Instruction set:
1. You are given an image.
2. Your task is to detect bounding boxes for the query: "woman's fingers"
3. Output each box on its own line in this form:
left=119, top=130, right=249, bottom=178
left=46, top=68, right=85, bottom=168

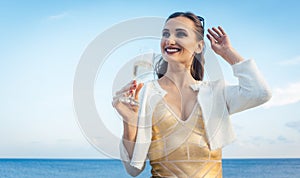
left=115, top=80, right=137, bottom=96
left=112, top=95, right=121, bottom=107
left=207, top=28, right=219, bottom=41
left=115, top=89, right=133, bottom=99
left=207, top=26, right=226, bottom=42
left=113, top=92, right=127, bottom=101
left=206, top=33, right=216, bottom=45
left=134, top=83, right=144, bottom=100
left=112, top=81, right=143, bottom=108
left=212, top=27, right=223, bottom=37
left=112, top=94, right=137, bottom=108
left=218, top=26, right=226, bottom=35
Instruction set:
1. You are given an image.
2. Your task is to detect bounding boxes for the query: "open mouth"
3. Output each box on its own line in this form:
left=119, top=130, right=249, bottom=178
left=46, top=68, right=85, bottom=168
left=165, top=47, right=181, bottom=54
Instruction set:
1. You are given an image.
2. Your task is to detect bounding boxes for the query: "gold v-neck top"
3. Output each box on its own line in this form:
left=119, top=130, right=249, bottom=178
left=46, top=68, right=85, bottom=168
left=148, top=100, right=222, bottom=178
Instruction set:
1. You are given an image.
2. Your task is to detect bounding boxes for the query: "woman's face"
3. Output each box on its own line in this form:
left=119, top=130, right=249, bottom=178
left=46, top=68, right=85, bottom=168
left=160, top=16, right=203, bottom=66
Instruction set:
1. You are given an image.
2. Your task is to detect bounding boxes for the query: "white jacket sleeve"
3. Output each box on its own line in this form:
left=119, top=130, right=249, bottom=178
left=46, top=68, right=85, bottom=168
left=119, top=140, right=146, bottom=177
left=118, top=84, right=150, bottom=177
left=224, top=59, right=272, bottom=114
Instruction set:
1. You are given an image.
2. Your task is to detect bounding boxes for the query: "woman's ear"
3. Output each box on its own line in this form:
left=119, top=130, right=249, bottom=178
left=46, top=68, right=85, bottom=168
left=195, top=40, right=204, bottom=54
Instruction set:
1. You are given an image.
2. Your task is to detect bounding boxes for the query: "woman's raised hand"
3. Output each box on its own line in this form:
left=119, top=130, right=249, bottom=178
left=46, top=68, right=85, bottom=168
left=207, top=26, right=231, bottom=56
left=112, top=80, right=144, bottom=126
left=206, top=26, right=243, bottom=65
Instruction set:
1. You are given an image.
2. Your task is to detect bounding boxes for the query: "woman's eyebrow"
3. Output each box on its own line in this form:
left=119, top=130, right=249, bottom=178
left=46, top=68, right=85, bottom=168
left=175, top=28, right=188, bottom=32
left=162, top=28, right=188, bottom=32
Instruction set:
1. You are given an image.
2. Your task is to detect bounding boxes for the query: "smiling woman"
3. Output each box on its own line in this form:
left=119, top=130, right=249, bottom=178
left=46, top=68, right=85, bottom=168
left=156, top=12, right=205, bottom=81
left=112, top=11, right=272, bottom=177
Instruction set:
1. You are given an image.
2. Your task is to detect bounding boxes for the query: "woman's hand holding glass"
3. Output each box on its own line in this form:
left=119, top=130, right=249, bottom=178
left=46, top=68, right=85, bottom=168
left=112, top=80, right=144, bottom=140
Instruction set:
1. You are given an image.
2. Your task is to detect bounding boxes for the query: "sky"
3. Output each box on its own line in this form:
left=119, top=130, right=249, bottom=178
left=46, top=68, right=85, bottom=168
left=0, top=0, right=300, bottom=159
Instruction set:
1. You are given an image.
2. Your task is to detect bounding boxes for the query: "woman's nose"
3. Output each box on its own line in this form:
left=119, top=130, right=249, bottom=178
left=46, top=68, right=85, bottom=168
left=165, top=37, right=176, bottom=45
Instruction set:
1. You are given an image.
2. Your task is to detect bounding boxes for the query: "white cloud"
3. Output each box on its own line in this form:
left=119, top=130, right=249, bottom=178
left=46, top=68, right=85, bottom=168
left=286, top=121, right=300, bottom=133
left=278, top=55, right=300, bottom=66
left=48, top=12, right=68, bottom=20
left=263, top=82, right=300, bottom=108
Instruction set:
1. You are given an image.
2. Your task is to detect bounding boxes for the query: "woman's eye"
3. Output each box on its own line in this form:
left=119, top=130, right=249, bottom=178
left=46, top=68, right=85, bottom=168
left=176, top=32, right=187, bottom=37
left=162, top=32, right=170, bottom=38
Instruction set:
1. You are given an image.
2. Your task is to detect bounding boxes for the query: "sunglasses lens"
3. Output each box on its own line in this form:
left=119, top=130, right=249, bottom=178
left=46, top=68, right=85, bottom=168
left=197, top=16, right=205, bottom=29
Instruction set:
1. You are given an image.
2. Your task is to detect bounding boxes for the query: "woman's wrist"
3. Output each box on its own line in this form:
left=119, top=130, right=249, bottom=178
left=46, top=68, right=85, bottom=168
left=123, top=131, right=137, bottom=142
left=123, top=121, right=138, bottom=141
left=221, top=47, right=244, bottom=65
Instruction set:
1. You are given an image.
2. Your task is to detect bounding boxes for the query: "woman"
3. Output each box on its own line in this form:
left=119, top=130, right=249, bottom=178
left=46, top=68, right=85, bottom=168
left=112, top=12, right=272, bottom=177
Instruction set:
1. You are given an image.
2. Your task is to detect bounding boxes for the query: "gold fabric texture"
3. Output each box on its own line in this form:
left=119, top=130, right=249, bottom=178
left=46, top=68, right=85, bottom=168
left=148, top=101, right=222, bottom=178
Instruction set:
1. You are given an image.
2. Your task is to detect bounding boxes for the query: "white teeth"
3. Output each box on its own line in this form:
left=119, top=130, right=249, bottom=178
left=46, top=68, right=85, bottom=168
left=166, top=48, right=179, bottom=52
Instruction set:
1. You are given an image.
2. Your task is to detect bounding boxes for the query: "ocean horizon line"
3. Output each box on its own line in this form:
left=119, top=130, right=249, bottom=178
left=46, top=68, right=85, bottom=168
left=0, top=157, right=299, bottom=160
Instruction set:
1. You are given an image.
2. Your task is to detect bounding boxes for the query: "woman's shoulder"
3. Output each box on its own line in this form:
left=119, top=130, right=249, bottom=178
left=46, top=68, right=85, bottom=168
left=190, top=79, right=226, bottom=91
left=140, top=79, right=167, bottom=95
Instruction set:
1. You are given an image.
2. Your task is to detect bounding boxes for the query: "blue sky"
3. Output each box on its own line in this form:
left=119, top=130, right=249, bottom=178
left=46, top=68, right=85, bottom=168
left=0, top=0, right=300, bottom=158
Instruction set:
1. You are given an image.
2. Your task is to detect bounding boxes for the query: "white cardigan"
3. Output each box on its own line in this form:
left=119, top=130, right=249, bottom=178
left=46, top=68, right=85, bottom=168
left=119, top=59, right=272, bottom=176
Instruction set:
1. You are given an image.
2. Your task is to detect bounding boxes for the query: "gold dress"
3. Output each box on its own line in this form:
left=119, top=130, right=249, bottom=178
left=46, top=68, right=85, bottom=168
left=148, top=100, right=222, bottom=178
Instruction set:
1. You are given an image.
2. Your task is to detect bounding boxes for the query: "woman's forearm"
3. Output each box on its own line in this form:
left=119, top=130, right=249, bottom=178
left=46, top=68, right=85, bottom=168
left=122, top=120, right=138, bottom=159
left=221, top=47, right=244, bottom=65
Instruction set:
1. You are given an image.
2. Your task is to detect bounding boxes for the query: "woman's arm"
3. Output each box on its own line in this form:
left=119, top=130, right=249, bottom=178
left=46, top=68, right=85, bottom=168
left=224, top=59, right=272, bottom=114
left=120, top=139, right=146, bottom=177
left=112, top=80, right=145, bottom=176
left=207, top=26, right=272, bottom=114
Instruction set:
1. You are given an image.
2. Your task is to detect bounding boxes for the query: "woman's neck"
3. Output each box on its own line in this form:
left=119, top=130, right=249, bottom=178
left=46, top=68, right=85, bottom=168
left=162, top=61, right=196, bottom=89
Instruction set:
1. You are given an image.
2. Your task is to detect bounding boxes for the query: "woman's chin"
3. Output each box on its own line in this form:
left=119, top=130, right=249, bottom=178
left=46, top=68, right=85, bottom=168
left=163, top=54, right=178, bottom=62
left=165, top=57, right=177, bottom=63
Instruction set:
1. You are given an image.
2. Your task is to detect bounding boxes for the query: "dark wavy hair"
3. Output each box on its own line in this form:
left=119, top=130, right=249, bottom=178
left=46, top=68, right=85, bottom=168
left=155, top=12, right=205, bottom=81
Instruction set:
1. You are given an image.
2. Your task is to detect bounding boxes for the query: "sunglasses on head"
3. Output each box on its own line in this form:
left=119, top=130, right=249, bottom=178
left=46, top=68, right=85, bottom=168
left=197, top=16, right=205, bottom=30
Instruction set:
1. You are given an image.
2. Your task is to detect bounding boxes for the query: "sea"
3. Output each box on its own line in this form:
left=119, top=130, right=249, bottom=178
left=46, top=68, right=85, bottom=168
left=0, top=158, right=299, bottom=178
